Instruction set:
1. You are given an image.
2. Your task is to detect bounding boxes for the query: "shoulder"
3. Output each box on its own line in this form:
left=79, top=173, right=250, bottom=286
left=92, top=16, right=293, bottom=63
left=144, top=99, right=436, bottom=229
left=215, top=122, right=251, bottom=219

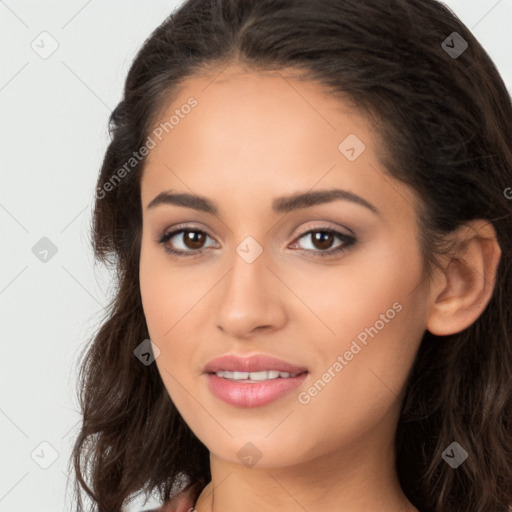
left=138, top=480, right=204, bottom=512
left=138, top=490, right=197, bottom=512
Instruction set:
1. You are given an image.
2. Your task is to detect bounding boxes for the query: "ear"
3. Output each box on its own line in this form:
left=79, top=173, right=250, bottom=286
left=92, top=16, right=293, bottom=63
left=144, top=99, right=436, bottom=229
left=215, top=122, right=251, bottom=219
left=426, top=219, right=502, bottom=336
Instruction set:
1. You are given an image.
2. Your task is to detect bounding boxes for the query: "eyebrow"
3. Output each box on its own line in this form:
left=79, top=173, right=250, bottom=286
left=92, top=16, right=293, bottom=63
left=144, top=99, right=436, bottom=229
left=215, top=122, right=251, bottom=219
left=146, top=188, right=379, bottom=216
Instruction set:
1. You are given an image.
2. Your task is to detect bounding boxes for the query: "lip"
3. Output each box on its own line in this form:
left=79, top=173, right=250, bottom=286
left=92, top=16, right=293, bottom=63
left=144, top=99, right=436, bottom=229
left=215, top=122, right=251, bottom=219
left=203, top=354, right=308, bottom=374
left=206, top=373, right=308, bottom=408
left=203, top=354, right=309, bottom=408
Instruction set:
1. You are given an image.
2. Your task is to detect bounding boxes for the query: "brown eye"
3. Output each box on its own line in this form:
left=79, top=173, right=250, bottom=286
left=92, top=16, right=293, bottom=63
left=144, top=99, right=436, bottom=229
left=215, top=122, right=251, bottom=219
left=157, top=228, right=218, bottom=256
left=310, top=231, right=335, bottom=250
left=291, top=228, right=356, bottom=257
left=182, top=230, right=207, bottom=250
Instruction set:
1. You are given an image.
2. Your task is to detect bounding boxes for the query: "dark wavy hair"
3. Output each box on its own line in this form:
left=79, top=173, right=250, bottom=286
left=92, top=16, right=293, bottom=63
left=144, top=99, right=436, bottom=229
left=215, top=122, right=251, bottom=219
left=70, top=0, right=512, bottom=511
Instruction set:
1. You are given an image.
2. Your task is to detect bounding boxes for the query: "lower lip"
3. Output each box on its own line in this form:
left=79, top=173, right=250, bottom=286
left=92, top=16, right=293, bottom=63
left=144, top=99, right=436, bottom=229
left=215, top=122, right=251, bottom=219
left=205, top=372, right=308, bottom=408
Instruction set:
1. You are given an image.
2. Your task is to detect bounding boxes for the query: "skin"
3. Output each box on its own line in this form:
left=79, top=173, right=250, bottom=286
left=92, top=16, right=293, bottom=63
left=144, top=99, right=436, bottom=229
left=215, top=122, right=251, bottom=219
left=138, top=64, right=501, bottom=512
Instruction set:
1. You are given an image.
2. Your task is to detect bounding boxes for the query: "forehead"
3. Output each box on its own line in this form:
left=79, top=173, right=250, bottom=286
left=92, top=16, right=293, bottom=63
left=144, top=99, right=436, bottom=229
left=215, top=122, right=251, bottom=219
left=140, top=65, right=417, bottom=224
left=144, top=65, right=371, bottom=167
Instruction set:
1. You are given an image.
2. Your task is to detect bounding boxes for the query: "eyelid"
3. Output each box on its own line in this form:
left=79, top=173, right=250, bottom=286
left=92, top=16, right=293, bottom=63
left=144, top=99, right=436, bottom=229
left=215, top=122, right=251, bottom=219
left=159, top=222, right=216, bottom=240
left=157, top=222, right=219, bottom=247
left=288, top=220, right=355, bottom=240
left=160, top=220, right=354, bottom=241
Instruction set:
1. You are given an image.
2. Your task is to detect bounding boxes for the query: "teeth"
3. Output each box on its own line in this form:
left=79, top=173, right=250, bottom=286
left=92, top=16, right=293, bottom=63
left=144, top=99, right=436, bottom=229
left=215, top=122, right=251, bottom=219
left=215, top=370, right=299, bottom=381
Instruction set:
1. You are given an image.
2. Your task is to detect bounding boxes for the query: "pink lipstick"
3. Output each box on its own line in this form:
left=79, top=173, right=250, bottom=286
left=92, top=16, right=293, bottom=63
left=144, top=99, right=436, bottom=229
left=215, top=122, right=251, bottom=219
left=204, top=354, right=308, bottom=408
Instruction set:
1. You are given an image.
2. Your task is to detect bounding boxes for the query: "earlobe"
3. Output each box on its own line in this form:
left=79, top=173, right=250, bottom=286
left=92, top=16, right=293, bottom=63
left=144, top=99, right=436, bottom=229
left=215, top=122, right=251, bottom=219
left=426, top=220, right=502, bottom=336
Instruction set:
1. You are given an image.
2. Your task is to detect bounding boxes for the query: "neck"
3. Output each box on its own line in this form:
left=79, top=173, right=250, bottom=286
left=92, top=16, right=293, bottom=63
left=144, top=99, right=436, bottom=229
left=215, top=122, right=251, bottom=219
left=194, top=419, right=418, bottom=512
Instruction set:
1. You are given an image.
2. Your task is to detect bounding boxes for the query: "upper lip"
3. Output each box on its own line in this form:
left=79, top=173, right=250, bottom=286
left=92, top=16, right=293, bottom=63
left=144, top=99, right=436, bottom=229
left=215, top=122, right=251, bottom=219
left=203, top=354, right=308, bottom=374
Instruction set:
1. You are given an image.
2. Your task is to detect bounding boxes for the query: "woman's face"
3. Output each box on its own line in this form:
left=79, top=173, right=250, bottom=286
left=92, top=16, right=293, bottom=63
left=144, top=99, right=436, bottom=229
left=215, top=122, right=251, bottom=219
left=139, top=65, right=432, bottom=468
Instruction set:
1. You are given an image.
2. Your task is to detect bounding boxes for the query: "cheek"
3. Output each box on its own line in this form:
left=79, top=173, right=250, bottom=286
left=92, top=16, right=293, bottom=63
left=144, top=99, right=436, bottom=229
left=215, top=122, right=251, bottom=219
left=139, top=241, right=208, bottom=391
left=139, top=255, right=169, bottom=340
left=322, top=231, right=424, bottom=336
left=139, top=245, right=187, bottom=391
left=139, top=237, right=191, bottom=339
left=139, top=258, right=195, bottom=410
left=311, top=232, right=426, bottom=401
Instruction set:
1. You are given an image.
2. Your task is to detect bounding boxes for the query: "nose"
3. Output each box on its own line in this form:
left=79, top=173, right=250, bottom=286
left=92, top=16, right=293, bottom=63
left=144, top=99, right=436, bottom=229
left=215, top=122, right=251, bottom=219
left=215, top=246, right=287, bottom=339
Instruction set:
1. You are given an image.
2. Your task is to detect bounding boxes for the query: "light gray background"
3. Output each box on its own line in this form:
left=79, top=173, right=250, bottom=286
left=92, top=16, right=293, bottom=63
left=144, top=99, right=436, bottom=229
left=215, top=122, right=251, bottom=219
left=1, top=1, right=511, bottom=511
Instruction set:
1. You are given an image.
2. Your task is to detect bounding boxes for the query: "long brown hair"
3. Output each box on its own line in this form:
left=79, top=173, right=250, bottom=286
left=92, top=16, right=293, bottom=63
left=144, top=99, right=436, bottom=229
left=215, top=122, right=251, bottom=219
left=71, top=1, right=512, bottom=510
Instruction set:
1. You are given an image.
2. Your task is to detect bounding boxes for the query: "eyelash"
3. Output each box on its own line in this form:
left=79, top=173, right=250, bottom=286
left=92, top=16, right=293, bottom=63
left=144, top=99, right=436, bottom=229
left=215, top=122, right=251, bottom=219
left=155, top=225, right=356, bottom=259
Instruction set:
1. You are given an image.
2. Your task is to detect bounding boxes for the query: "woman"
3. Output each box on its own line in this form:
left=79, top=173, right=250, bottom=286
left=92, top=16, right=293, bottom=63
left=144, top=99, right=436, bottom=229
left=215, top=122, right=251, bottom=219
left=71, top=1, right=512, bottom=511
